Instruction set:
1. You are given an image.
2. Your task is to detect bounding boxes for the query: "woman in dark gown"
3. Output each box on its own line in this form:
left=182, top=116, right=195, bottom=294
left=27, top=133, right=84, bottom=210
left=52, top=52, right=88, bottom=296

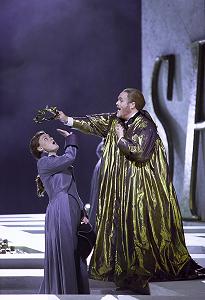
left=30, top=128, right=90, bottom=294
left=89, top=139, right=104, bottom=230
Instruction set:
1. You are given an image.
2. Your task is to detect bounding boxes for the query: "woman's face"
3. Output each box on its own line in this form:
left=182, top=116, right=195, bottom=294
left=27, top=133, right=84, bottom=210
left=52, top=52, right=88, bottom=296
left=37, top=133, right=59, bottom=153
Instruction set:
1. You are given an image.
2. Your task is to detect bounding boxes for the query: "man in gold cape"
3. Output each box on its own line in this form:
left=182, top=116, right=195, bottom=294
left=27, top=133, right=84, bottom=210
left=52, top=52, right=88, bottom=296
left=57, top=88, right=205, bottom=293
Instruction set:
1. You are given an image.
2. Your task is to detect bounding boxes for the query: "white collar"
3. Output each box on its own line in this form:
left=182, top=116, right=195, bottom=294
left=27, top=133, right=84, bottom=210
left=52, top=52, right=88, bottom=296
left=48, top=153, right=58, bottom=157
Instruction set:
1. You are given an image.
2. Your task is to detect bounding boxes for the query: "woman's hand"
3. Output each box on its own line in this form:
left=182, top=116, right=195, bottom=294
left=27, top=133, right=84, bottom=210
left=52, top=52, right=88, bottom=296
left=81, top=216, right=89, bottom=224
left=115, top=123, right=124, bottom=139
left=56, top=128, right=72, bottom=137
left=56, top=111, right=69, bottom=123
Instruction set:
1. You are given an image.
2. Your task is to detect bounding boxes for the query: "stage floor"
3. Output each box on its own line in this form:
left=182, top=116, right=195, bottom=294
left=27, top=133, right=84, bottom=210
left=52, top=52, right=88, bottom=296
left=0, top=214, right=205, bottom=299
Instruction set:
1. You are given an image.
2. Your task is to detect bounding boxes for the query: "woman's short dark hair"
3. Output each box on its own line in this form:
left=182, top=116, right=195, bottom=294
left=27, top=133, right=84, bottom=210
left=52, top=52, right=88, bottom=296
left=29, top=131, right=45, bottom=159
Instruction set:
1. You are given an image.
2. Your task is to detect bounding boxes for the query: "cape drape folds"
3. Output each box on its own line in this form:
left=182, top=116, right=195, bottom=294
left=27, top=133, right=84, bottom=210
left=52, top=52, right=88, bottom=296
left=73, top=111, right=191, bottom=289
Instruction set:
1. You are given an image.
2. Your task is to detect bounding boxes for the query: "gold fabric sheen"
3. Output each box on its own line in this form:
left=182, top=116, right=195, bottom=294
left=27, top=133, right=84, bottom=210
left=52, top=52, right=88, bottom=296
left=73, top=112, right=191, bottom=289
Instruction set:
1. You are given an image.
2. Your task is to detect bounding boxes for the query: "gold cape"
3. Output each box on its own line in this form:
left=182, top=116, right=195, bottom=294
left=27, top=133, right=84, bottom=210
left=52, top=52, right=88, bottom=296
left=73, top=111, right=191, bottom=289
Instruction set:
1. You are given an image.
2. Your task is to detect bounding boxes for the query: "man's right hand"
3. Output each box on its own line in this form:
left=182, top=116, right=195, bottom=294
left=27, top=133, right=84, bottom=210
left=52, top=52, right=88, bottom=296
left=56, top=111, right=68, bottom=123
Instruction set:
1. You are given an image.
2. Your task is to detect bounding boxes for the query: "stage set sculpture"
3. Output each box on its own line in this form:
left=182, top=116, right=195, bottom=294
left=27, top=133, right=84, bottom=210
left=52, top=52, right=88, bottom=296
left=150, top=39, right=205, bottom=220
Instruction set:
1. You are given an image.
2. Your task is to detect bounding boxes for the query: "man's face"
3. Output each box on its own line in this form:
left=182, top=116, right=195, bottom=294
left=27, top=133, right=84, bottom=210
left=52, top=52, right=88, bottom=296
left=38, top=133, right=59, bottom=153
left=116, top=91, right=133, bottom=120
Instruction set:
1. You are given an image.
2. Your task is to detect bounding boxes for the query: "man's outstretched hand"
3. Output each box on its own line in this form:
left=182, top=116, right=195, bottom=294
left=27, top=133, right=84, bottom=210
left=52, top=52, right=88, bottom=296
left=56, top=111, right=69, bottom=123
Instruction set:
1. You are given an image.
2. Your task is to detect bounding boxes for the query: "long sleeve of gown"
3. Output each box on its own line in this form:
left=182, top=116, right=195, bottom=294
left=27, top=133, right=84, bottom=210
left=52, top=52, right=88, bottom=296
left=118, top=122, right=158, bottom=163
left=37, top=134, right=78, bottom=175
left=72, top=113, right=115, bottom=138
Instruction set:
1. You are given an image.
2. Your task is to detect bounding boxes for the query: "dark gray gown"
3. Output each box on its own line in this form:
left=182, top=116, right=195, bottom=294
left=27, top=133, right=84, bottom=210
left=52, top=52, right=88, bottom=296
left=89, top=140, right=104, bottom=230
left=37, top=134, right=90, bottom=294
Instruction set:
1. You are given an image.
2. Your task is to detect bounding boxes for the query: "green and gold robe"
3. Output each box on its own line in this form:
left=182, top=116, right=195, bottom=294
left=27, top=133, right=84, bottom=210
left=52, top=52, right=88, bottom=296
left=72, top=110, right=192, bottom=289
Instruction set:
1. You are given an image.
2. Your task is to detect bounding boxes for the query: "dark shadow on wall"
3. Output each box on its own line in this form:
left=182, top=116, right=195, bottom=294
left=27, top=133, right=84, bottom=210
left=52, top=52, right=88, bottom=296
left=0, top=0, right=141, bottom=214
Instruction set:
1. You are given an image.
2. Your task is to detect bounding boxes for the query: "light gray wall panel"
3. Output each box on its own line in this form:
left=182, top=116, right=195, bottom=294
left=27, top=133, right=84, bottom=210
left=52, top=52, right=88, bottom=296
left=142, top=0, right=205, bottom=219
